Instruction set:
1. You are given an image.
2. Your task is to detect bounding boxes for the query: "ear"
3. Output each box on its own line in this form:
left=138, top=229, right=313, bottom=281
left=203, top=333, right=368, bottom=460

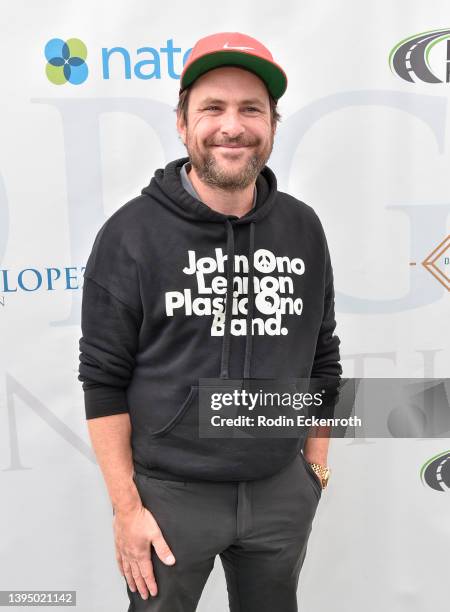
left=176, top=110, right=187, bottom=146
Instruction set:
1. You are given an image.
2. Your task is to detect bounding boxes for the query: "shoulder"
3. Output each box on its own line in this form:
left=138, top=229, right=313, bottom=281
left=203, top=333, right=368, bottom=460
left=89, top=194, right=150, bottom=255
left=96, top=193, right=150, bottom=234
left=84, top=194, right=150, bottom=283
left=275, top=189, right=326, bottom=235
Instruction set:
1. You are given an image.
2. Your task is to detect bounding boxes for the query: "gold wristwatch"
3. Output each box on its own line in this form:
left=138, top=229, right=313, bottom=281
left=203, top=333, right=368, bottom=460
left=309, top=462, right=331, bottom=489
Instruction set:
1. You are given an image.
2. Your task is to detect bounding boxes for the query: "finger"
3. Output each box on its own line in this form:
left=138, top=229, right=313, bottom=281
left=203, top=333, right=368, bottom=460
left=139, top=556, right=158, bottom=597
left=152, top=531, right=176, bottom=565
left=122, top=558, right=137, bottom=593
left=130, top=559, right=149, bottom=600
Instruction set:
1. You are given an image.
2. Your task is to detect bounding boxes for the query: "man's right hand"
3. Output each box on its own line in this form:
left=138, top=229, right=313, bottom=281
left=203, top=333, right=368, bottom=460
left=113, top=504, right=176, bottom=600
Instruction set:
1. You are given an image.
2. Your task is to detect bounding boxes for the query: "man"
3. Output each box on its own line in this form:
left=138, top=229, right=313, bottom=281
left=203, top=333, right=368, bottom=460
left=78, top=31, right=342, bottom=612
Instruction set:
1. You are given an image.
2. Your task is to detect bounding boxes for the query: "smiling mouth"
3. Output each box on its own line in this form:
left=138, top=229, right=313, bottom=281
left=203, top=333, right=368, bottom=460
left=213, top=144, right=250, bottom=149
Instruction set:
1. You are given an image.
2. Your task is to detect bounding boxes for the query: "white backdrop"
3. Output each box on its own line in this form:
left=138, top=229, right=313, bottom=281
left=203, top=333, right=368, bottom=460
left=1, top=1, right=449, bottom=610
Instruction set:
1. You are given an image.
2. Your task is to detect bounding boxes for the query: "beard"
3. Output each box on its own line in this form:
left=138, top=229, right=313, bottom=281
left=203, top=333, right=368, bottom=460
left=185, top=133, right=274, bottom=192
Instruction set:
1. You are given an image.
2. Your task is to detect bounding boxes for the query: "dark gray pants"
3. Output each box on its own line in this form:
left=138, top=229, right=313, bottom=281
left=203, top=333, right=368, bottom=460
left=126, top=452, right=322, bottom=611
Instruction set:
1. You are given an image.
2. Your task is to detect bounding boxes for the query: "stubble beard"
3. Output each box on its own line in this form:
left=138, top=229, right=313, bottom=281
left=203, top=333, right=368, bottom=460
left=186, top=133, right=274, bottom=192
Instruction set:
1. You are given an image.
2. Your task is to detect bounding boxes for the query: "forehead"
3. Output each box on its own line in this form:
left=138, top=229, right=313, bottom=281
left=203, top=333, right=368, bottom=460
left=189, top=66, right=270, bottom=104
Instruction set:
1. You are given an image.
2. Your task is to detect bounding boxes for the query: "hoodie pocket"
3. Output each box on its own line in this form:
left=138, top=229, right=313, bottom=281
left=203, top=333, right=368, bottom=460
left=150, top=386, right=199, bottom=438
left=144, top=382, right=306, bottom=481
left=146, top=384, right=232, bottom=480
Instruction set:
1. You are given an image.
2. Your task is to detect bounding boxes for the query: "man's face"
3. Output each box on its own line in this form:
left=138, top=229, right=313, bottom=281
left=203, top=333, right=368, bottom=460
left=176, top=66, right=276, bottom=191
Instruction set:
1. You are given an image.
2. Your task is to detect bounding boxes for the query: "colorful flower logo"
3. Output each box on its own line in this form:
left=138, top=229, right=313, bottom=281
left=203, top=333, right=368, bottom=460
left=45, top=38, right=88, bottom=85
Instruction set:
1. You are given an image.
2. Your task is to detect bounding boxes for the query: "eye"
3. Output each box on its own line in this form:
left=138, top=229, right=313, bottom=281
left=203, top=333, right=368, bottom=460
left=245, top=107, right=259, bottom=112
left=204, top=105, right=220, bottom=111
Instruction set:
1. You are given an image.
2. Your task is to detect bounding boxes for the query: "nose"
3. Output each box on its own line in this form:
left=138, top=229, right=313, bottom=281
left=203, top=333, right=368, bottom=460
left=219, top=108, right=245, bottom=140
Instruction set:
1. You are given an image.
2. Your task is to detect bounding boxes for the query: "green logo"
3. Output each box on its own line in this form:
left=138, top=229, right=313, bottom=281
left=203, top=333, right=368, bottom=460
left=45, top=38, right=88, bottom=85
left=389, top=28, right=450, bottom=83
left=420, top=450, right=450, bottom=491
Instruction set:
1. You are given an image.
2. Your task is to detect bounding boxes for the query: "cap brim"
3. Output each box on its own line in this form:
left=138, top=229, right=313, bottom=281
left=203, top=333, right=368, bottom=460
left=180, top=50, right=287, bottom=100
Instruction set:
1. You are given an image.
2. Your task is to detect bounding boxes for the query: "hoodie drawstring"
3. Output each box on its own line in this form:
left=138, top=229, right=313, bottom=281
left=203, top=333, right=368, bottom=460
left=219, top=219, right=256, bottom=380
left=244, top=222, right=255, bottom=379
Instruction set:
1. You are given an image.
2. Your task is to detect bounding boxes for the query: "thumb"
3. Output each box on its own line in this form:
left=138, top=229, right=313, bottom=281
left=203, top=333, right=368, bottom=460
left=152, top=531, right=176, bottom=565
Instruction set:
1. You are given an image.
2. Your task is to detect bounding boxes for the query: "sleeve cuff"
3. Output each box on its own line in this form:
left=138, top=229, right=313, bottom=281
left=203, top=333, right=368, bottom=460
left=83, top=385, right=129, bottom=419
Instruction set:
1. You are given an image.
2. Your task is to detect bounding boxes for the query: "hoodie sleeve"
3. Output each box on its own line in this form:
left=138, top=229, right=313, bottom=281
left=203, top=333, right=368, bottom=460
left=78, top=220, right=143, bottom=420
left=310, top=213, right=342, bottom=380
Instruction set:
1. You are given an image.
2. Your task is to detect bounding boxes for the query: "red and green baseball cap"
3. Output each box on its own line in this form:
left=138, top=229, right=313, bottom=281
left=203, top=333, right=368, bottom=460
left=179, top=32, right=288, bottom=100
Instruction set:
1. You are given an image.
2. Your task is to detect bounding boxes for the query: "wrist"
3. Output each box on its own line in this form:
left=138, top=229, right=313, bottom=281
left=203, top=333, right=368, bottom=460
left=113, top=499, right=142, bottom=516
left=304, top=454, right=327, bottom=466
left=111, top=484, right=142, bottom=516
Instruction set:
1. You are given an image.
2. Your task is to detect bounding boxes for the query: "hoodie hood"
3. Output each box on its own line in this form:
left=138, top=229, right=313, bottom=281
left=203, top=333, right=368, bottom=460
left=141, top=156, right=279, bottom=382
left=143, top=156, right=278, bottom=225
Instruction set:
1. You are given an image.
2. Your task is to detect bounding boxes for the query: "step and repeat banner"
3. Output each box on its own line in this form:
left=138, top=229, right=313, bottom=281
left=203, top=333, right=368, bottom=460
left=1, top=1, right=449, bottom=610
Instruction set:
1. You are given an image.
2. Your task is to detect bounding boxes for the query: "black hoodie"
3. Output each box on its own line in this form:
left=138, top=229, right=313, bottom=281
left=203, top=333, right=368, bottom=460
left=78, top=156, right=342, bottom=482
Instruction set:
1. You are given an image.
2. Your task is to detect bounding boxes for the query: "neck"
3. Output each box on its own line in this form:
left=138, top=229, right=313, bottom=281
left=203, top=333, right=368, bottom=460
left=187, top=164, right=255, bottom=218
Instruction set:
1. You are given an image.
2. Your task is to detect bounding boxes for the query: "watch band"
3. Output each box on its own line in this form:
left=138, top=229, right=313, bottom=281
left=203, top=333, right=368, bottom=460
left=309, top=462, right=331, bottom=488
